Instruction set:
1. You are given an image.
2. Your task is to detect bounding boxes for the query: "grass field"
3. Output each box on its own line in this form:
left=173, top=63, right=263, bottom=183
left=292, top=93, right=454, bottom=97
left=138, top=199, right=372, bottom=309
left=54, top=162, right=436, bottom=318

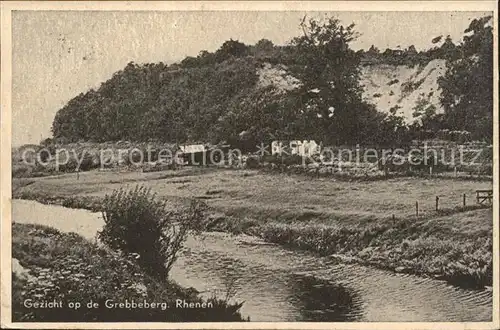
left=13, top=167, right=492, bottom=222
left=12, top=167, right=493, bottom=287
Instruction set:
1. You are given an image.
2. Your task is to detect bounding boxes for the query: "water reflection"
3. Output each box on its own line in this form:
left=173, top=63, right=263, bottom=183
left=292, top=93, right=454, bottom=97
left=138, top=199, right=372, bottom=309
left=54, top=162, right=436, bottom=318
left=287, top=274, right=363, bottom=321
left=172, top=233, right=492, bottom=322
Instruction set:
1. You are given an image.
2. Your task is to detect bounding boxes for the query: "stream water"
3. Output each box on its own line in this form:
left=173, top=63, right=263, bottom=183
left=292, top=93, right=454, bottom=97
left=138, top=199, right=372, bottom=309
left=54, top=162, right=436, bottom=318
left=12, top=199, right=492, bottom=322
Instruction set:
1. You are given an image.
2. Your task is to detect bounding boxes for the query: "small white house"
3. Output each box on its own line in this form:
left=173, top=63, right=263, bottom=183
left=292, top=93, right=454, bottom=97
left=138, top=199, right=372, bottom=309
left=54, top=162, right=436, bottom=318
left=271, top=140, right=321, bottom=157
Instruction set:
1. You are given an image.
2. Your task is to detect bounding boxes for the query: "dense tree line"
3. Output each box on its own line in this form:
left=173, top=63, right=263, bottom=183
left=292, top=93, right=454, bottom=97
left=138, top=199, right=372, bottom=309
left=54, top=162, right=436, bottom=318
left=408, top=16, right=493, bottom=142
left=52, top=58, right=259, bottom=143
left=51, top=15, right=493, bottom=147
left=437, top=16, right=493, bottom=141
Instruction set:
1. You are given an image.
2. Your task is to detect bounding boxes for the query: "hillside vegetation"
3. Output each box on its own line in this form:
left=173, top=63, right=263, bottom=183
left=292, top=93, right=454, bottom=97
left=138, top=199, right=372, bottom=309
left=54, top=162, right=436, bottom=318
left=48, top=16, right=493, bottom=147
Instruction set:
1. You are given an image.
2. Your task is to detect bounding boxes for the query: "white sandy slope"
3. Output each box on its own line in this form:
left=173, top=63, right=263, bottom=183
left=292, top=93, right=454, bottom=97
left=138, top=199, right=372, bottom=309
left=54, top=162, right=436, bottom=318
left=360, top=59, right=446, bottom=122
left=257, top=59, right=447, bottom=123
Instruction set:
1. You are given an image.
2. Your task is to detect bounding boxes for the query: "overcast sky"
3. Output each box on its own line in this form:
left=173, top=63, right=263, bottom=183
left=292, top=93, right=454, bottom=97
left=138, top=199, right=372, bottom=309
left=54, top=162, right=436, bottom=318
left=12, top=10, right=492, bottom=146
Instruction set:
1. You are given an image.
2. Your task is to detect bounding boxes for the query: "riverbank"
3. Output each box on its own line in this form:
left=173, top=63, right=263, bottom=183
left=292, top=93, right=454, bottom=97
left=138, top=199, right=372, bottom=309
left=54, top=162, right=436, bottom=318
left=226, top=210, right=492, bottom=288
left=12, top=222, right=246, bottom=322
left=12, top=168, right=493, bottom=289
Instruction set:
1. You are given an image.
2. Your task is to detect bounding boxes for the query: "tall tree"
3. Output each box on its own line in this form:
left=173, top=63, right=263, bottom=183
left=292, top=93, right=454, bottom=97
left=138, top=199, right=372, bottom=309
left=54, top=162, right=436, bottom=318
left=290, top=16, right=373, bottom=145
left=438, top=15, right=493, bottom=141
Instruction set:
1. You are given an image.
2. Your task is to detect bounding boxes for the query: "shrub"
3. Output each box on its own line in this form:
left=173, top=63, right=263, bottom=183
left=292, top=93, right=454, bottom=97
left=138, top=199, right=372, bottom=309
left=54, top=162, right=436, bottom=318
left=40, top=137, right=54, bottom=147
left=245, top=155, right=260, bottom=169
left=98, top=185, right=203, bottom=278
left=78, top=152, right=97, bottom=171
left=61, top=196, right=103, bottom=212
left=261, top=154, right=280, bottom=164
left=129, top=148, right=145, bottom=165
left=12, top=165, right=31, bottom=178
left=283, top=154, right=306, bottom=166
left=59, top=157, right=78, bottom=172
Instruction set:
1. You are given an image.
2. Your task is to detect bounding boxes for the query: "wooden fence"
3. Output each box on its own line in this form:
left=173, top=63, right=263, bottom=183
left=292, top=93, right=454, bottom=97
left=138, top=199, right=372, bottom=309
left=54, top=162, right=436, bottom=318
left=392, top=189, right=492, bottom=220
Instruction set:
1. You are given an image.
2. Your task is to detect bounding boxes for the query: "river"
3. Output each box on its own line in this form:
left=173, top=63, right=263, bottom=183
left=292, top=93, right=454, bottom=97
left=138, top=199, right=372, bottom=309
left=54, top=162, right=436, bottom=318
left=12, top=199, right=492, bottom=322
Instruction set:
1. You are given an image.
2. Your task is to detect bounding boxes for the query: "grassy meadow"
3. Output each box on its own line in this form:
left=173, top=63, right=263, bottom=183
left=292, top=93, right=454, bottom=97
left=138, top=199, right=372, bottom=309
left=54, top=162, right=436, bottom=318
left=13, top=167, right=491, bottom=220
left=13, top=166, right=493, bottom=288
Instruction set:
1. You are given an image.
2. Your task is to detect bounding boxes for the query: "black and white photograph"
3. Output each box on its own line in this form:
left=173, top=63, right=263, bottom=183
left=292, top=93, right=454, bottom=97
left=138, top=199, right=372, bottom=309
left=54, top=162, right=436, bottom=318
left=1, top=1, right=498, bottom=328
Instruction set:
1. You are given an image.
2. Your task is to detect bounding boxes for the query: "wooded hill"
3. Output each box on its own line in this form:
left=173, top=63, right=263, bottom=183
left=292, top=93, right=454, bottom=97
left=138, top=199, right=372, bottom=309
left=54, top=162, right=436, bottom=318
left=50, top=16, right=493, bottom=148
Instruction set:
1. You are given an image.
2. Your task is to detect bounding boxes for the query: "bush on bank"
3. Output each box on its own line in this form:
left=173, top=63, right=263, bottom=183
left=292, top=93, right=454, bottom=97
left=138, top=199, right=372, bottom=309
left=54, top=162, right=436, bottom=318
left=99, top=186, right=188, bottom=278
left=98, top=185, right=207, bottom=278
left=12, top=223, right=246, bottom=322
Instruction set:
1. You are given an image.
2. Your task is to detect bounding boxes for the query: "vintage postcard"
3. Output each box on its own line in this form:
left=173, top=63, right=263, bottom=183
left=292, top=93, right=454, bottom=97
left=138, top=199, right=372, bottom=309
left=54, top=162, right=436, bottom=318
left=1, top=1, right=498, bottom=329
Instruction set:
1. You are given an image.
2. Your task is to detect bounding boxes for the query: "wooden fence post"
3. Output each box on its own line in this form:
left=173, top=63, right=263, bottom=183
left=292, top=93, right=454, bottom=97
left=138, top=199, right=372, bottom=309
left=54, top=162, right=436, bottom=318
left=416, top=201, right=419, bottom=218
left=463, top=193, right=466, bottom=207
left=392, top=214, right=396, bottom=225
left=435, top=196, right=439, bottom=211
